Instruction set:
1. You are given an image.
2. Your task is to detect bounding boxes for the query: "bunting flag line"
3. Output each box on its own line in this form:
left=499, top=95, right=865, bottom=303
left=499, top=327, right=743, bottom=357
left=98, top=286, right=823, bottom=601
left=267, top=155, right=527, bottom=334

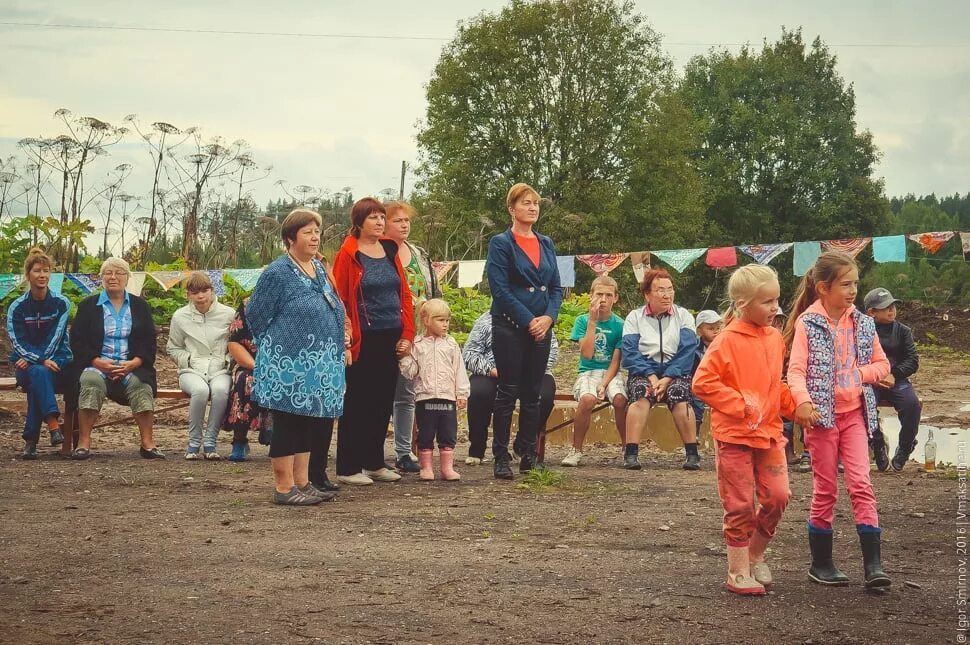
left=737, top=243, right=793, bottom=265
left=457, top=260, right=486, bottom=288
left=909, top=231, right=955, bottom=254
left=962, top=232, right=970, bottom=261
left=575, top=253, right=629, bottom=276
left=872, top=235, right=907, bottom=263
left=127, top=272, right=148, bottom=296
left=47, top=273, right=65, bottom=295
left=431, top=260, right=457, bottom=282
left=556, top=255, right=576, bottom=288
left=208, top=269, right=226, bottom=297
left=150, top=271, right=189, bottom=291
left=651, top=248, right=707, bottom=273
left=224, top=268, right=264, bottom=291
left=629, top=251, right=651, bottom=282
left=0, top=274, right=23, bottom=299
left=793, top=241, right=821, bottom=277
left=821, top=238, right=871, bottom=258
left=66, top=273, right=102, bottom=295
left=705, top=246, right=737, bottom=268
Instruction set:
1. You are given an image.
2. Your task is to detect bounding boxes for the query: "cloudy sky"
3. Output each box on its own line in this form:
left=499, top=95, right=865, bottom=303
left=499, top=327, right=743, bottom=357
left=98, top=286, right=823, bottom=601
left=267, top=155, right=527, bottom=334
left=0, top=0, right=967, bottom=248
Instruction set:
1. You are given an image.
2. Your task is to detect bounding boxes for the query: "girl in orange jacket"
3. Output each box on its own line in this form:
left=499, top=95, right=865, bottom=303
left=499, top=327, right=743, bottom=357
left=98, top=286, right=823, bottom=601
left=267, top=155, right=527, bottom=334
left=693, top=264, right=814, bottom=595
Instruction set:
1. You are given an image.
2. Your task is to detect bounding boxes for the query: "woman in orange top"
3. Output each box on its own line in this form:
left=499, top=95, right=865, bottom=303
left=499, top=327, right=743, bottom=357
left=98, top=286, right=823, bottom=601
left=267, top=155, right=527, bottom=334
left=693, top=264, right=815, bottom=596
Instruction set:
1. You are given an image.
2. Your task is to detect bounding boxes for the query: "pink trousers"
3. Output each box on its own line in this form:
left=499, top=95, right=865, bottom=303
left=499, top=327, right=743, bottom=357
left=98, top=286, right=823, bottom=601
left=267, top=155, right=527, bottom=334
left=805, top=407, right=879, bottom=530
left=715, top=439, right=791, bottom=547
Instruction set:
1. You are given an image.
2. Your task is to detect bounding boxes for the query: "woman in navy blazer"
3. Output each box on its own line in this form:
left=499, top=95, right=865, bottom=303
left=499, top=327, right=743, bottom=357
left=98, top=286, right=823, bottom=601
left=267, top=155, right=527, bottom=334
left=485, top=183, right=563, bottom=479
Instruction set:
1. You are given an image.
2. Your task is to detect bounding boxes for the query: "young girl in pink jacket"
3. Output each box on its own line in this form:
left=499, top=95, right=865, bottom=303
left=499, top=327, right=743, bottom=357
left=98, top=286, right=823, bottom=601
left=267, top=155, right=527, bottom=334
left=399, top=299, right=471, bottom=481
left=784, top=251, right=892, bottom=589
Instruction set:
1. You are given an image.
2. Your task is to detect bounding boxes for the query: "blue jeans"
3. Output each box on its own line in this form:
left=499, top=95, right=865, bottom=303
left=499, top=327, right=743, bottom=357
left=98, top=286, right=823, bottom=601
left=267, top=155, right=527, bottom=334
left=16, top=364, right=62, bottom=442
left=872, top=379, right=921, bottom=456
left=392, top=373, right=416, bottom=459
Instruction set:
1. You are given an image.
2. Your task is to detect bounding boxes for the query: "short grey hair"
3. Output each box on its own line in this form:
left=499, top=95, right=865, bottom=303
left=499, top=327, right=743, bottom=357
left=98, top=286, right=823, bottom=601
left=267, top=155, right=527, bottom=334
left=99, top=256, right=131, bottom=277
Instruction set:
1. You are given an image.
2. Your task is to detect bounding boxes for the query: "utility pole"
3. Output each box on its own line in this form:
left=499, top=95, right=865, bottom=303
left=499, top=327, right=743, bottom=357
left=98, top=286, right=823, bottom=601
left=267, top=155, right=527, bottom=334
left=399, top=160, right=407, bottom=200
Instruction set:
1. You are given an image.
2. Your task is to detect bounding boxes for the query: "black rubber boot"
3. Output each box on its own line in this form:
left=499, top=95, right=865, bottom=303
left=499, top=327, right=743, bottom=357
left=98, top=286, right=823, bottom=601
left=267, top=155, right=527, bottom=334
left=808, top=531, right=850, bottom=585
left=494, top=454, right=513, bottom=480
left=859, top=531, right=891, bottom=588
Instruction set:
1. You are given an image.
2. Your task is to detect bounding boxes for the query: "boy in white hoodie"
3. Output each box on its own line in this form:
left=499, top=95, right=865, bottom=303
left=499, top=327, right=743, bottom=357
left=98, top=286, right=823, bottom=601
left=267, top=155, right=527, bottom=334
left=167, top=272, right=236, bottom=459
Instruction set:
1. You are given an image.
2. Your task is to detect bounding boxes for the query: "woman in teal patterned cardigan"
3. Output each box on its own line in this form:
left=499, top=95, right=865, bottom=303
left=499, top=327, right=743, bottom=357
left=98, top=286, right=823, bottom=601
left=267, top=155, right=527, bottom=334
left=247, top=209, right=348, bottom=506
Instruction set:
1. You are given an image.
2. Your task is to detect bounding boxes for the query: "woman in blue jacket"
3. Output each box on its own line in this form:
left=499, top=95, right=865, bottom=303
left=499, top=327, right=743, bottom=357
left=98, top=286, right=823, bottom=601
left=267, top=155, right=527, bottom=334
left=484, top=183, right=563, bottom=479
left=6, top=249, right=72, bottom=459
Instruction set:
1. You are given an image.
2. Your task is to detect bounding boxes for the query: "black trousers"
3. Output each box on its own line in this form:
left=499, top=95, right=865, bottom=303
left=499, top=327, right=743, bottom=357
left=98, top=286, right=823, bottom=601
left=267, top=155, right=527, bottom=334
left=415, top=399, right=458, bottom=450
left=308, top=417, right=335, bottom=485
left=467, top=374, right=556, bottom=459
left=269, top=410, right=328, bottom=458
left=490, top=315, right=552, bottom=459
left=336, top=328, right=401, bottom=475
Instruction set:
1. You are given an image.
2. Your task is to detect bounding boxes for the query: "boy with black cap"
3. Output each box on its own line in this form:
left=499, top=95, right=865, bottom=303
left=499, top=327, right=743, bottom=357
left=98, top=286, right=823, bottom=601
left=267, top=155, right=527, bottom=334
left=864, top=287, right=922, bottom=472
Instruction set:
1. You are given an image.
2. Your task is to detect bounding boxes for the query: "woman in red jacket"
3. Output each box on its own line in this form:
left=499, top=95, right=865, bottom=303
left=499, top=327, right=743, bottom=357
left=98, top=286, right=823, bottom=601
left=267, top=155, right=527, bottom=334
left=332, top=198, right=415, bottom=485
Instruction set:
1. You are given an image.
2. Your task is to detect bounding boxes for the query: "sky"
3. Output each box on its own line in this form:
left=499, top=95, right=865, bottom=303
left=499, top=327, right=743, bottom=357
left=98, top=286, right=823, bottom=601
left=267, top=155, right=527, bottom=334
left=0, top=0, right=968, bottom=252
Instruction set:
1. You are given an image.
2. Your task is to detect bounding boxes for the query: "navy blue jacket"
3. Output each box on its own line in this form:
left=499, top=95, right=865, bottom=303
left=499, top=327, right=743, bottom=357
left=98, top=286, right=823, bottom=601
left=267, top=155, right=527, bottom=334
left=485, top=229, right=563, bottom=328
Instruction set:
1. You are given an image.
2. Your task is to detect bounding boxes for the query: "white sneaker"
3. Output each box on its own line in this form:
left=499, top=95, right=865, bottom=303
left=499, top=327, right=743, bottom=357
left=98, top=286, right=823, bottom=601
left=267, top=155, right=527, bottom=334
left=561, top=447, right=583, bottom=467
left=185, top=450, right=200, bottom=461
left=362, top=467, right=402, bottom=482
left=465, top=457, right=482, bottom=466
left=337, top=472, right=374, bottom=486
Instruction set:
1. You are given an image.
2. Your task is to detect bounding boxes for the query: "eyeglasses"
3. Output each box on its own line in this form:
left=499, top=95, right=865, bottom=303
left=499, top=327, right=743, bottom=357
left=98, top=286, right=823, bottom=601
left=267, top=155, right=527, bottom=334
left=102, top=271, right=128, bottom=277
left=651, top=288, right=675, bottom=296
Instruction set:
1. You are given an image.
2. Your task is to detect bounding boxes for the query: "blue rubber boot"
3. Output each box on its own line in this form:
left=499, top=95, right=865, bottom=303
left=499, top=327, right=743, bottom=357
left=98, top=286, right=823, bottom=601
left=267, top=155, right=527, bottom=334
left=228, top=441, right=249, bottom=462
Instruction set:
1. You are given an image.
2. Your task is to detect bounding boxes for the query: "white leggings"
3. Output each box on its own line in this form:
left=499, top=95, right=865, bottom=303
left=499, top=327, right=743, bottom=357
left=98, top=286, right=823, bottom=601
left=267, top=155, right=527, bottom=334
left=179, top=372, right=232, bottom=450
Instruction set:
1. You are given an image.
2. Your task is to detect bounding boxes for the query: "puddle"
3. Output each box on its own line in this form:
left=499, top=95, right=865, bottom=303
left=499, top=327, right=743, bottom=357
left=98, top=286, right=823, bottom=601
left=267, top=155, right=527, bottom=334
left=879, top=415, right=969, bottom=467
left=960, top=402, right=970, bottom=413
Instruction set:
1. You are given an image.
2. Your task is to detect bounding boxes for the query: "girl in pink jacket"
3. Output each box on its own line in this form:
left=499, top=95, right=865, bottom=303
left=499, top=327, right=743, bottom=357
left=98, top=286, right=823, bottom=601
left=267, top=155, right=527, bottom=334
left=399, top=299, right=471, bottom=481
left=784, top=251, right=891, bottom=590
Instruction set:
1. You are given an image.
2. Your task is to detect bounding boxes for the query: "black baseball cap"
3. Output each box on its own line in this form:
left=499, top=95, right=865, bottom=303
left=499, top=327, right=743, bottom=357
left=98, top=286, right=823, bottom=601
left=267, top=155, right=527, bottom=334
left=863, top=288, right=900, bottom=311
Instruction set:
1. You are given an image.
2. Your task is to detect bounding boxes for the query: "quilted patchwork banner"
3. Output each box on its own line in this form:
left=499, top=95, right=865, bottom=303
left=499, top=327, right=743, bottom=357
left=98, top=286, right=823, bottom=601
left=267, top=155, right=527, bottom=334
left=651, top=248, right=707, bottom=273
left=575, top=253, right=629, bottom=276
left=737, top=243, right=793, bottom=265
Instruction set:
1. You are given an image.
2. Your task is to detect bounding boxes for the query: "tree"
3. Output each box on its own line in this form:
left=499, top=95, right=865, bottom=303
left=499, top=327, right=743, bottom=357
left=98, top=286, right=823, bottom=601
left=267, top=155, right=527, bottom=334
left=416, top=0, right=698, bottom=258
left=680, top=29, right=891, bottom=246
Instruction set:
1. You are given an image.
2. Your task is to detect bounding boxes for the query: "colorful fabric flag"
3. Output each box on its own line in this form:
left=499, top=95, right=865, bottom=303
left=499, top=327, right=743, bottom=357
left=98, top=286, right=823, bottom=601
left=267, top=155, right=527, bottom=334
left=871, top=235, right=907, bottom=263
left=793, top=241, right=821, bottom=277
left=556, top=255, right=575, bottom=288
left=575, top=253, right=629, bottom=276
left=737, top=243, right=793, bottom=265
left=224, top=268, right=264, bottom=291
left=149, top=271, right=189, bottom=291
left=67, top=273, right=102, bottom=294
left=909, top=231, right=955, bottom=254
left=208, top=270, right=226, bottom=296
left=705, top=247, right=737, bottom=268
left=47, top=273, right=65, bottom=295
left=0, top=274, right=22, bottom=299
left=629, top=251, right=651, bottom=283
left=127, top=272, right=148, bottom=296
left=431, top=261, right=457, bottom=282
left=651, top=248, right=707, bottom=273
left=821, top=238, right=871, bottom=258
left=457, top=260, right=486, bottom=288
left=961, top=232, right=970, bottom=261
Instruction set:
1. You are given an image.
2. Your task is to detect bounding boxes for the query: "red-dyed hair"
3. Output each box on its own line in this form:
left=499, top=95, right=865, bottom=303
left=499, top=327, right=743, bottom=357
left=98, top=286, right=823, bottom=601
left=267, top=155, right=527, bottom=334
left=640, top=268, right=673, bottom=294
left=350, top=197, right=386, bottom=237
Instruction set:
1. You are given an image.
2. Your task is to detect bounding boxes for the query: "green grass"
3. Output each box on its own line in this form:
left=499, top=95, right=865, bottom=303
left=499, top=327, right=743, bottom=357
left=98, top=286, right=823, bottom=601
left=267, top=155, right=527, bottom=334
left=916, top=343, right=970, bottom=369
left=516, top=467, right=568, bottom=493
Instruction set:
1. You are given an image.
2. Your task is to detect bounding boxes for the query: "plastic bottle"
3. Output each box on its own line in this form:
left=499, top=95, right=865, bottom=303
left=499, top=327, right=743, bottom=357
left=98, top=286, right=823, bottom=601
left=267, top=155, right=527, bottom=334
left=924, top=428, right=937, bottom=472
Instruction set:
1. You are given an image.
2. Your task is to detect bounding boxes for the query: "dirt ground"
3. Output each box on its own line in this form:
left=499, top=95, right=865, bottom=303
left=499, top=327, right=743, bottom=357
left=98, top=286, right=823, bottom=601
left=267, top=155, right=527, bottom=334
left=1, top=337, right=965, bottom=643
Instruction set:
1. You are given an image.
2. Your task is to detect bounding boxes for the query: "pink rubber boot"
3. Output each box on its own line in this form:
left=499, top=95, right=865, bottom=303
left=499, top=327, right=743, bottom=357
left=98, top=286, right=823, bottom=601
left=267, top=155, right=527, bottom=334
left=418, top=449, right=435, bottom=481
left=439, top=448, right=461, bottom=481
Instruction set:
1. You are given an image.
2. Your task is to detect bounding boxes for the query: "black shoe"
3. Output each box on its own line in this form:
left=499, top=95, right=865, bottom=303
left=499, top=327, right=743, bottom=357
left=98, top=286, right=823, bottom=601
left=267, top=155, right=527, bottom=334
left=395, top=455, right=421, bottom=474
left=257, top=428, right=273, bottom=446
left=871, top=436, right=890, bottom=472
left=519, top=452, right=538, bottom=473
left=22, top=441, right=38, bottom=460
left=807, top=531, right=850, bottom=585
left=314, top=477, right=340, bottom=492
left=683, top=453, right=701, bottom=471
left=139, top=446, right=166, bottom=459
left=890, top=444, right=911, bottom=472
left=50, top=430, right=64, bottom=447
left=623, top=453, right=642, bottom=470
left=859, top=531, right=891, bottom=588
left=494, top=455, right=513, bottom=480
